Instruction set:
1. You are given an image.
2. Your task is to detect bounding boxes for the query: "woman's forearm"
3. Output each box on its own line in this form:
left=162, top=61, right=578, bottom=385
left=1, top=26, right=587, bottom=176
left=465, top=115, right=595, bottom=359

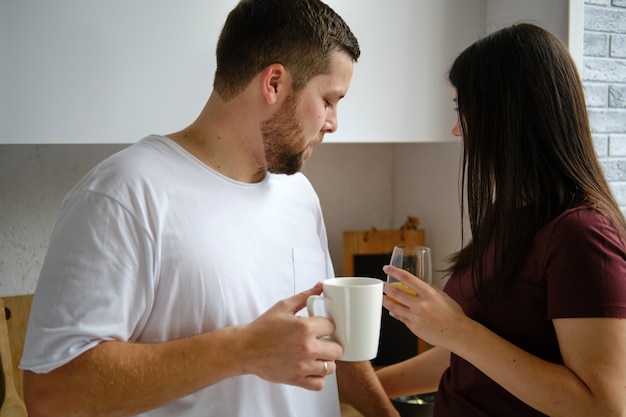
left=449, top=317, right=626, bottom=417
left=376, top=346, right=450, bottom=398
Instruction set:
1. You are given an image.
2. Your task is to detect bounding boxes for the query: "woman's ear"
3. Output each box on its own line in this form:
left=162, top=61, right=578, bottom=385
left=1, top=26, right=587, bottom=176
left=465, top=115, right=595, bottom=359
left=260, top=63, right=291, bottom=105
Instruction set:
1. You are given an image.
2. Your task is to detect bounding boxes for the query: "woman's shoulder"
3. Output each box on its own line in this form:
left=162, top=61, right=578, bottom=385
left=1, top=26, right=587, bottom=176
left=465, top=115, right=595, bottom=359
left=551, top=206, right=615, bottom=232
left=540, top=205, right=624, bottom=251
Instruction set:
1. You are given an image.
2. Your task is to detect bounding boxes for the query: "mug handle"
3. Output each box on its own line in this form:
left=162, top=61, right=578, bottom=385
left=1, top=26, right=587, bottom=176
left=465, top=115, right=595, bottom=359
left=306, top=295, right=328, bottom=317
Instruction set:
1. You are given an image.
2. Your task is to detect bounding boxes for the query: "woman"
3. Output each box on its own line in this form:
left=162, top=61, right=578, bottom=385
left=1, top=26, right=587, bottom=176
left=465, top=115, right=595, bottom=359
left=377, top=23, right=626, bottom=417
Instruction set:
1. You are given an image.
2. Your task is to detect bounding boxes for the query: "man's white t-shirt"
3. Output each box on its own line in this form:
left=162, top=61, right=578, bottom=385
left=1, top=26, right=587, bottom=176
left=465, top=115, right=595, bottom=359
left=21, top=135, right=340, bottom=416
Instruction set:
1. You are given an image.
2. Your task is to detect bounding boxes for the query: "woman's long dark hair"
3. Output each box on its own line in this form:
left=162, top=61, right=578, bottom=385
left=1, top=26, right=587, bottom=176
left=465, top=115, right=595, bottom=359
left=447, top=23, right=626, bottom=300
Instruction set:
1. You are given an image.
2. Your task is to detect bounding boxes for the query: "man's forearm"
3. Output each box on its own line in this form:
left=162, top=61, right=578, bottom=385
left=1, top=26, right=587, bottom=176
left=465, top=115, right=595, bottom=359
left=336, top=360, right=400, bottom=417
left=24, top=328, right=243, bottom=417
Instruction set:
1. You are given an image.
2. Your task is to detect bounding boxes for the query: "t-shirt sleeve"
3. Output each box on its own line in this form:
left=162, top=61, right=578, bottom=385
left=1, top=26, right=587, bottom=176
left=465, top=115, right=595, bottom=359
left=20, top=188, right=155, bottom=374
left=546, top=209, right=626, bottom=319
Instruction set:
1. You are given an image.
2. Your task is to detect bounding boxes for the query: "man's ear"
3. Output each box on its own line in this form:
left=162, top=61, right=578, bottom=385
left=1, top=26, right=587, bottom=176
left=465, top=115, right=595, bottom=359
left=260, top=63, right=291, bottom=105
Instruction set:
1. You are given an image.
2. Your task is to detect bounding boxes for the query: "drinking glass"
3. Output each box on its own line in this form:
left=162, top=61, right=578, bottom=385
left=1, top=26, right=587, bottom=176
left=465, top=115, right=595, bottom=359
left=386, top=245, right=432, bottom=297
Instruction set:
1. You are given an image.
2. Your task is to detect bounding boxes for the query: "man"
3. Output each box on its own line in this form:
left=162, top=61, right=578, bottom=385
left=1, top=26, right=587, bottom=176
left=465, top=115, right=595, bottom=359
left=20, top=1, right=399, bottom=416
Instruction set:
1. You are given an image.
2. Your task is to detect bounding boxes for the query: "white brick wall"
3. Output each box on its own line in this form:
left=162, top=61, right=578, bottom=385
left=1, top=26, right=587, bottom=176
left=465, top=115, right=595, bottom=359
left=584, top=1, right=626, bottom=214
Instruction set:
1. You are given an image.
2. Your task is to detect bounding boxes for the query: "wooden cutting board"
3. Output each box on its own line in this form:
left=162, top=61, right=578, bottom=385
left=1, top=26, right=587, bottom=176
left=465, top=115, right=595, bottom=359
left=1, top=294, right=33, bottom=402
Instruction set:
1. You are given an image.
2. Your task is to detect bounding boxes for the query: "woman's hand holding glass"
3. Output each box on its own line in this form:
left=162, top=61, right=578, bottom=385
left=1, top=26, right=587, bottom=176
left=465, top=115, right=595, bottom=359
left=386, top=245, right=432, bottom=304
left=383, top=260, right=470, bottom=352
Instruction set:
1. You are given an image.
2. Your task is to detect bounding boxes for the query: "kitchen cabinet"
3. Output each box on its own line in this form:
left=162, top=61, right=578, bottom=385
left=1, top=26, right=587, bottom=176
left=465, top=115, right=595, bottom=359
left=1, top=0, right=238, bottom=144
left=0, top=0, right=581, bottom=144
left=325, top=0, right=582, bottom=143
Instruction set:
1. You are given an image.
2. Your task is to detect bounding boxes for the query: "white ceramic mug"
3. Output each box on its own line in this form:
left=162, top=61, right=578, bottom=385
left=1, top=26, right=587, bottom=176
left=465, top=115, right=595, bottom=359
left=306, top=277, right=383, bottom=361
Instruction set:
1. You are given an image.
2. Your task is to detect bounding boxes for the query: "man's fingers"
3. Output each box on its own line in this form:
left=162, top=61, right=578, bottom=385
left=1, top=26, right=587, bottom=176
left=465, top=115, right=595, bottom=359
left=273, top=282, right=324, bottom=314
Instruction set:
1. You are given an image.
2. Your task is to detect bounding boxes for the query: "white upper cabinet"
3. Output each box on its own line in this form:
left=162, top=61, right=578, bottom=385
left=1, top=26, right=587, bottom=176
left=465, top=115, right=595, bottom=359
left=325, top=0, right=580, bottom=143
left=324, top=0, right=485, bottom=143
left=1, top=0, right=238, bottom=144
left=1, top=0, right=579, bottom=144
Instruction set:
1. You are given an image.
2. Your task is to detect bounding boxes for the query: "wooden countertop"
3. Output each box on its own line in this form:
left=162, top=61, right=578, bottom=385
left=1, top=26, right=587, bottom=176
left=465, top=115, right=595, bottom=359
left=341, top=403, right=365, bottom=417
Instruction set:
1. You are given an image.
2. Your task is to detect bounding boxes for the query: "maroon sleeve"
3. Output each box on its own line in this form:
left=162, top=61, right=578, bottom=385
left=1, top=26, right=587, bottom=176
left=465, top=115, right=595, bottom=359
left=546, top=209, right=626, bottom=319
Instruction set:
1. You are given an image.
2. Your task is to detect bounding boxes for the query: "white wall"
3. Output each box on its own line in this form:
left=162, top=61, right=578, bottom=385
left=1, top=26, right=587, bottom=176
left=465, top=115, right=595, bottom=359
left=0, top=144, right=127, bottom=296
left=302, top=144, right=395, bottom=273
left=391, top=142, right=464, bottom=287
left=307, top=141, right=466, bottom=287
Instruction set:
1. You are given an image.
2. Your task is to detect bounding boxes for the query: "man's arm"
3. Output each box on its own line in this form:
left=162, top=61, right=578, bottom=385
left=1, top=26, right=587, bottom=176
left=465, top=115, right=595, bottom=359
left=336, top=360, right=400, bottom=417
left=24, top=285, right=342, bottom=417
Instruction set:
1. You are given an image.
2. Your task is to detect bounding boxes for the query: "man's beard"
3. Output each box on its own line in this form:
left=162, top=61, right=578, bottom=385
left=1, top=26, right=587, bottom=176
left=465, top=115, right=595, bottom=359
left=261, top=91, right=307, bottom=175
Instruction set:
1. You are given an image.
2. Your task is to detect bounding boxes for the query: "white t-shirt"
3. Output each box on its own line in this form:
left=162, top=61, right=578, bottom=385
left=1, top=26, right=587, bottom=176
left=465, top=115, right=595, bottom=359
left=21, top=135, right=340, bottom=417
